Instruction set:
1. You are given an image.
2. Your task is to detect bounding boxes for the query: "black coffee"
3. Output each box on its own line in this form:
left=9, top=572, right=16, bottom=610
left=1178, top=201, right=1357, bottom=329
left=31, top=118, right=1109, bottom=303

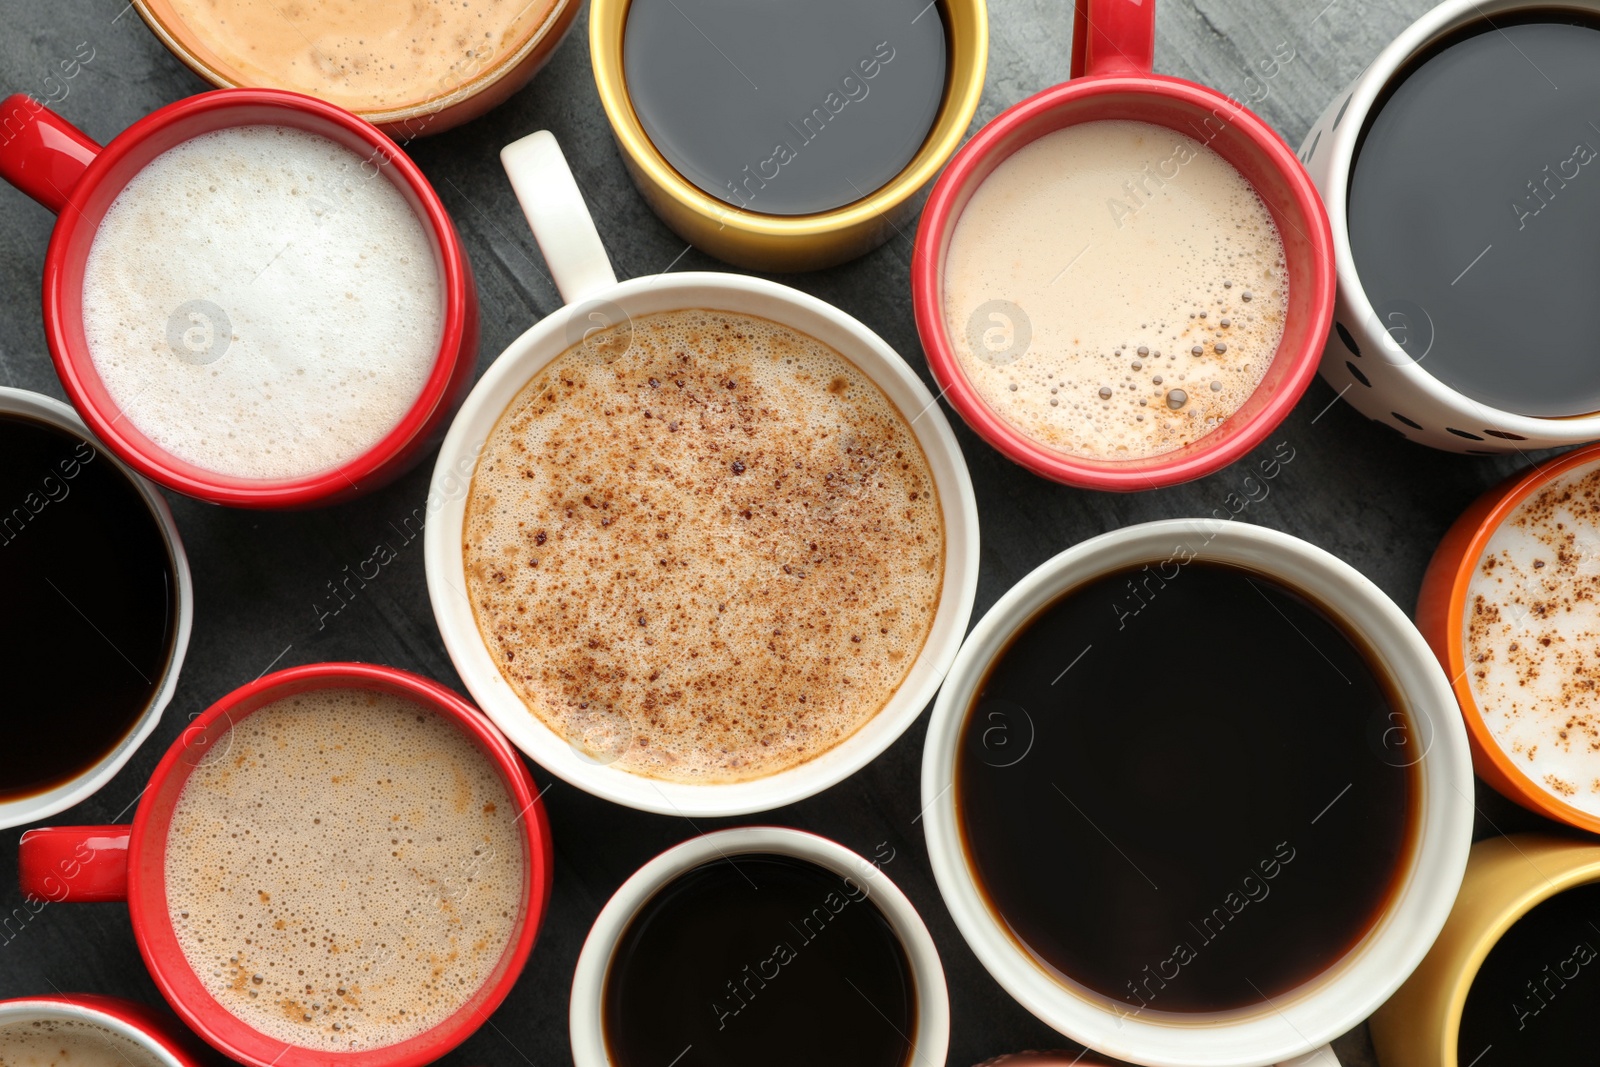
left=603, top=854, right=915, bottom=1067
left=1458, top=882, right=1600, bottom=1066
left=956, top=560, right=1417, bottom=1014
left=1348, top=12, right=1600, bottom=417
left=0, top=414, right=176, bottom=800
left=622, top=0, right=948, bottom=216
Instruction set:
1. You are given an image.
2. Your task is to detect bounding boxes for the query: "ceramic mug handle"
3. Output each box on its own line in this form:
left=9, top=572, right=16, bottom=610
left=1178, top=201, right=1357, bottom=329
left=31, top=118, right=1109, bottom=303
left=0, top=94, right=100, bottom=213
left=500, top=130, right=617, bottom=306
left=1070, top=0, right=1156, bottom=79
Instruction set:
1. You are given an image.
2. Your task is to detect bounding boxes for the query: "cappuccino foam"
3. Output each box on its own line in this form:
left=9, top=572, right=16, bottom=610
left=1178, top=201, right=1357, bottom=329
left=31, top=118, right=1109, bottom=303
left=463, top=309, right=944, bottom=782
left=1467, top=461, right=1600, bottom=815
left=82, top=125, right=442, bottom=481
left=164, top=688, right=524, bottom=1052
left=0, top=1019, right=166, bottom=1067
left=943, top=119, right=1288, bottom=460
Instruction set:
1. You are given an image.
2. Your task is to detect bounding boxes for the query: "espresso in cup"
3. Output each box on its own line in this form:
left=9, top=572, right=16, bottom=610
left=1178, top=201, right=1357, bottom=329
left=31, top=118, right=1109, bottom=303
left=0, top=413, right=177, bottom=803
left=163, top=686, right=524, bottom=1051
left=463, top=308, right=943, bottom=782
left=602, top=854, right=914, bottom=1067
left=82, top=124, right=442, bottom=481
left=943, top=120, right=1289, bottom=460
left=958, top=561, right=1416, bottom=1013
left=0, top=1018, right=167, bottom=1067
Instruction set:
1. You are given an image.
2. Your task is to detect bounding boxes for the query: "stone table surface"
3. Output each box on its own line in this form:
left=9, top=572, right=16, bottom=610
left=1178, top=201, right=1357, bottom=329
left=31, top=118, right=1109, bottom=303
left=0, top=0, right=1564, bottom=1065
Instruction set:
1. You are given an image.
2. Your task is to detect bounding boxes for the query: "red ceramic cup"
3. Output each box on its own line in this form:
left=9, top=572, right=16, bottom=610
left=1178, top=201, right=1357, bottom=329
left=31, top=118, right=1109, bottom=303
left=0, top=89, right=479, bottom=508
left=16, top=662, right=554, bottom=1067
left=911, top=0, right=1335, bottom=491
left=0, top=994, right=213, bottom=1066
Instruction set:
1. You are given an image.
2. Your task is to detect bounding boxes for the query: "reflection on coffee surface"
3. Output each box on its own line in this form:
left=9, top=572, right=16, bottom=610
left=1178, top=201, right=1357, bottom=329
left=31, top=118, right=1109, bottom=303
left=165, top=688, right=524, bottom=1051
left=82, top=125, right=442, bottom=481
left=0, top=414, right=176, bottom=802
left=602, top=854, right=914, bottom=1067
left=463, top=309, right=943, bottom=782
left=622, top=0, right=947, bottom=215
left=957, top=561, right=1416, bottom=1013
left=1467, top=460, right=1600, bottom=814
left=0, top=1017, right=166, bottom=1067
left=1349, top=13, right=1600, bottom=417
left=149, top=0, right=561, bottom=114
left=1458, top=881, right=1600, bottom=1065
left=943, top=120, right=1287, bottom=461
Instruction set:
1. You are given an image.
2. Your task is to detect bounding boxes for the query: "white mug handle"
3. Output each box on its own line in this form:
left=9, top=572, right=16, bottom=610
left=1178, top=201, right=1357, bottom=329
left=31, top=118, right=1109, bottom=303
left=1277, top=1045, right=1339, bottom=1066
left=500, top=130, right=618, bottom=306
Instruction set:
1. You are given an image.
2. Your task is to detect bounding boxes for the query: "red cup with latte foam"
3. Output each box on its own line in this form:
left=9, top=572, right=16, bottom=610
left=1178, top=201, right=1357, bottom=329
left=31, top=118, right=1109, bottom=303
left=911, top=0, right=1334, bottom=491
left=0, top=89, right=478, bottom=509
left=16, top=662, right=553, bottom=1067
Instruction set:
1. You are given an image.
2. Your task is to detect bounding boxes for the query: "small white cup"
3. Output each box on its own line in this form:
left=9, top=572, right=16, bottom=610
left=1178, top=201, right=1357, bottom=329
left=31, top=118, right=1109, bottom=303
left=0, top=995, right=198, bottom=1066
left=1299, top=0, right=1600, bottom=453
left=921, top=520, right=1473, bottom=1067
left=569, top=826, right=949, bottom=1067
left=422, top=131, right=979, bottom=817
left=0, top=388, right=192, bottom=831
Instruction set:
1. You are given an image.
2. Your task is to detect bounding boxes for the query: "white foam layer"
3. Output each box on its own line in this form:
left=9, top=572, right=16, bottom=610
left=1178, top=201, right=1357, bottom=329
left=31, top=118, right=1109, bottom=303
left=1467, top=460, right=1600, bottom=816
left=463, top=309, right=945, bottom=782
left=0, top=1018, right=166, bottom=1067
left=164, top=688, right=524, bottom=1052
left=942, top=119, right=1288, bottom=461
left=82, top=125, right=443, bottom=481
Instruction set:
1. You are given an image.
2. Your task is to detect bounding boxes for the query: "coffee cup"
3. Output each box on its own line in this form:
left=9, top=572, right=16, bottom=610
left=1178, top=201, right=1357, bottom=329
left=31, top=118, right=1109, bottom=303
left=0, top=386, right=192, bottom=831
left=920, top=519, right=1473, bottom=1066
left=1416, top=441, right=1600, bottom=833
left=568, top=826, right=949, bottom=1067
left=16, top=661, right=554, bottom=1067
left=1370, top=833, right=1600, bottom=1066
left=422, top=130, right=978, bottom=817
left=0, top=90, right=479, bottom=508
left=911, top=0, right=1335, bottom=490
left=586, top=0, right=988, bottom=271
left=1300, top=0, right=1600, bottom=452
left=0, top=994, right=212, bottom=1067
left=975, top=1056, right=1339, bottom=1067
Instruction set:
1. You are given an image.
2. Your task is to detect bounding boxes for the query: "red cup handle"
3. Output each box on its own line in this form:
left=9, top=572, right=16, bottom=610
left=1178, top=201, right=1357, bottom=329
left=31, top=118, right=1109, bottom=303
left=1071, top=0, right=1157, bottom=79
left=19, top=825, right=131, bottom=903
left=0, top=94, right=101, bottom=214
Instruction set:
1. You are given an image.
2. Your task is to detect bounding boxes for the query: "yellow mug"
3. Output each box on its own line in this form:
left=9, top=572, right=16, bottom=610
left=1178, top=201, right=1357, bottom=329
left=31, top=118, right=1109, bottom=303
left=1370, top=833, right=1600, bottom=1066
left=588, top=0, right=988, bottom=272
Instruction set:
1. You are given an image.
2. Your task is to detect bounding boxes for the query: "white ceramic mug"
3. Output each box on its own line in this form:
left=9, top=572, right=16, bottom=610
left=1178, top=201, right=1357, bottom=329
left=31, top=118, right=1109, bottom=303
left=1298, top=0, right=1600, bottom=453
left=921, top=519, right=1473, bottom=1067
left=569, top=826, right=949, bottom=1067
left=422, top=131, right=979, bottom=817
left=0, top=995, right=207, bottom=1066
left=975, top=1053, right=1340, bottom=1067
left=0, top=387, right=192, bottom=831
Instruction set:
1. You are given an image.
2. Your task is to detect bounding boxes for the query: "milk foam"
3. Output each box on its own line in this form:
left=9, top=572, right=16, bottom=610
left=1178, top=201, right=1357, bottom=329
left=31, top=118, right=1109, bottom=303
left=164, top=688, right=524, bottom=1052
left=464, top=309, right=945, bottom=782
left=942, top=119, right=1288, bottom=460
left=1467, top=461, right=1600, bottom=816
left=0, top=1019, right=167, bottom=1067
left=82, top=125, right=442, bottom=481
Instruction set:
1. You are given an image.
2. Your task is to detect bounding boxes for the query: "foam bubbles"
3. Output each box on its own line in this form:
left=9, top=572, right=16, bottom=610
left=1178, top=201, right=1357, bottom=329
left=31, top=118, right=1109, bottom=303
left=463, top=309, right=945, bottom=782
left=164, top=688, right=524, bottom=1052
left=81, top=125, right=443, bottom=481
left=0, top=1018, right=167, bottom=1067
left=943, top=119, right=1288, bottom=460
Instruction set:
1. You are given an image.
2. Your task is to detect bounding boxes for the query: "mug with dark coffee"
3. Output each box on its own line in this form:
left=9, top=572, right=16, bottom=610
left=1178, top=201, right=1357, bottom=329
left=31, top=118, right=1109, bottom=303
left=921, top=520, right=1474, bottom=1066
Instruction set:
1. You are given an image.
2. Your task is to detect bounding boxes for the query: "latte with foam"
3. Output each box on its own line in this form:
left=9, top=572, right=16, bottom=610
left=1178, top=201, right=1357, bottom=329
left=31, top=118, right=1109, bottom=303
left=943, top=119, right=1288, bottom=461
left=463, top=309, right=944, bottom=782
left=0, top=1018, right=167, bottom=1067
left=164, top=688, right=524, bottom=1051
left=82, top=124, right=442, bottom=481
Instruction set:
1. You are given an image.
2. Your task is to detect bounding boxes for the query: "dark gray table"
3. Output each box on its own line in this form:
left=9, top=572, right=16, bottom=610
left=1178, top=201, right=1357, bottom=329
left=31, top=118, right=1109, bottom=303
left=0, top=1, right=1561, bottom=1064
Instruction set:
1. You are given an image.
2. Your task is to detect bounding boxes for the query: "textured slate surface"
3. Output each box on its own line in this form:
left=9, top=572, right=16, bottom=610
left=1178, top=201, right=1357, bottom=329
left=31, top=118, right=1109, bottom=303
left=0, top=1, right=1563, bottom=1064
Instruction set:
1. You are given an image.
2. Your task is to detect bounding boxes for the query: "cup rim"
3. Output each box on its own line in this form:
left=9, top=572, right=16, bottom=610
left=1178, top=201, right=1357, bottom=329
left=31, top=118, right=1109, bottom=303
left=911, top=73, right=1335, bottom=490
left=0, top=387, right=192, bottom=831
left=41, top=87, right=475, bottom=508
left=0, top=994, right=205, bottom=1066
left=1312, top=0, right=1600, bottom=439
left=920, top=519, right=1474, bottom=1066
left=121, top=661, right=553, bottom=1067
left=587, top=0, right=989, bottom=241
left=567, top=826, right=950, bottom=1067
left=423, top=270, right=979, bottom=817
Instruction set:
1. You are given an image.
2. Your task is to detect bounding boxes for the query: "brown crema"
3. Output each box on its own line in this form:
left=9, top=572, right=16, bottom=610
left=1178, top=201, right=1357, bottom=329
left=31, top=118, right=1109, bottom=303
left=463, top=309, right=944, bottom=782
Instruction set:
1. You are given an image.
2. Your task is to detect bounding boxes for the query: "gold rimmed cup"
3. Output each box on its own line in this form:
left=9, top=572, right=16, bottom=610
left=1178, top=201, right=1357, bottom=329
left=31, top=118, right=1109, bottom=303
left=588, top=0, right=988, bottom=271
